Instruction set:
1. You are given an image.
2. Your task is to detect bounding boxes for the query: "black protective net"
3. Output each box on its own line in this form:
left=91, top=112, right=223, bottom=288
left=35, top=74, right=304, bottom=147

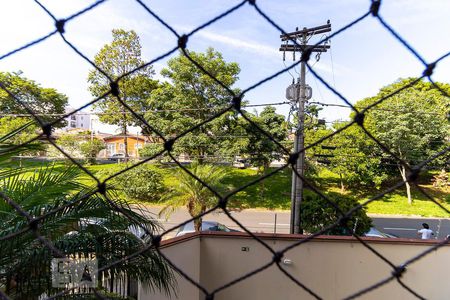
left=0, top=0, right=449, bottom=299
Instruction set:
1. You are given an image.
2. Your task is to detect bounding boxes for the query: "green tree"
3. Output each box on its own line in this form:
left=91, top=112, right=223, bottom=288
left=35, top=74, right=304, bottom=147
left=160, top=163, right=228, bottom=231
left=80, top=138, right=105, bottom=164
left=0, top=71, right=68, bottom=154
left=57, top=132, right=80, bottom=155
left=88, top=29, right=158, bottom=159
left=239, top=106, right=288, bottom=172
left=327, top=123, right=389, bottom=191
left=0, top=161, right=175, bottom=299
left=0, top=122, right=44, bottom=161
left=0, top=117, right=39, bottom=145
left=359, top=78, right=449, bottom=204
left=145, top=48, right=240, bottom=162
left=302, top=104, right=333, bottom=179
left=0, top=72, right=68, bottom=127
left=301, top=192, right=372, bottom=236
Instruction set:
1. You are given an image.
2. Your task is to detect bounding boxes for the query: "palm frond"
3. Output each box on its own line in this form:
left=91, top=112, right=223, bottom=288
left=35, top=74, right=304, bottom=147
left=0, top=163, right=175, bottom=298
left=0, top=165, right=86, bottom=214
left=160, top=163, right=228, bottom=221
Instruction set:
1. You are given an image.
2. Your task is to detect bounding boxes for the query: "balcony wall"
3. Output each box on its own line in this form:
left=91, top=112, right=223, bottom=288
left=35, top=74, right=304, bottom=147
left=140, top=232, right=450, bottom=300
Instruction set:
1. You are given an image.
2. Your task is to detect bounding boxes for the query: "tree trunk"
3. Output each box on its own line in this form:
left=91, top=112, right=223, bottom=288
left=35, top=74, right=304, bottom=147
left=259, top=164, right=269, bottom=202
left=122, top=114, right=129, bottom=162
left=194, top=217, right=202, bottom=232
left=188, top=201, right=203, bottom=232
left=198, top=148, right=205, bottom=164
left=339, top=173, right=345, bottom=193
left=399, top=164, right=412, bottom=204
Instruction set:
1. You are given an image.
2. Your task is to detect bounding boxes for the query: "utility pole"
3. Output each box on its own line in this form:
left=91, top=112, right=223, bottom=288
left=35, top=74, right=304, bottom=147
left=280, top=21, right=331, bottom=234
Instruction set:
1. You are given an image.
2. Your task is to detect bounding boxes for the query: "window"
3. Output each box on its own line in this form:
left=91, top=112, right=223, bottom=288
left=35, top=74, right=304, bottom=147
left=107, top=143, right=115, bottom=154
left=119, top=143, right=125, bottom=152
left=70, top=115, right=76, bottom=120
left=70, top=121, right=76, bottom=128
left=135, top=142, right=143, bottom=149
left=81, top=116, right=83, bottom=120
left=218, top=224, right=230, bottom=232
left=81, top=123, right=83, bottom=127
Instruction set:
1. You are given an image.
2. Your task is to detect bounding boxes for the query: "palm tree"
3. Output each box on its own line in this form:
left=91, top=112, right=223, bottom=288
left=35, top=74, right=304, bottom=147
left=160, top=163, right=228, bottom=232
left=0, top=138, right=175, bottom=298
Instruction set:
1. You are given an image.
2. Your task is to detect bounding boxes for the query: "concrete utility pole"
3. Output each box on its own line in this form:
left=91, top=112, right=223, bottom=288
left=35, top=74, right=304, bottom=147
left=280, top=21, right=331, bottom=234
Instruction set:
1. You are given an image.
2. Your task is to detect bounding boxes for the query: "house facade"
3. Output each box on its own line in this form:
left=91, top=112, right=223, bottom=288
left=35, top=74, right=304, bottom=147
left=103, top=135, right=146, bottom=158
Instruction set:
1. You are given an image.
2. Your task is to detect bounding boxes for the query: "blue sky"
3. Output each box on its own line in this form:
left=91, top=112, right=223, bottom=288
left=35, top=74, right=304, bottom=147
left=1, top=0, right=449, bottom=132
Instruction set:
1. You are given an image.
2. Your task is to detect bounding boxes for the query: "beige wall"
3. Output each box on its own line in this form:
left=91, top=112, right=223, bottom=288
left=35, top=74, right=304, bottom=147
left=139, top=237, right=201, bottom=300
left=140, top=233, right=450, bottom=300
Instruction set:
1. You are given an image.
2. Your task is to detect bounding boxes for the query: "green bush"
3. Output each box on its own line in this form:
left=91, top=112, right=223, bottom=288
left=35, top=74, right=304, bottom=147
left=139, top=143, right=171, bottom=162
left=445, top=194, right=450, bottom=203
left=97, top=165, right=167, bottom=202
left=300, top=192, right=372, bottom=236
left=80, top=139, right=105, bottom=164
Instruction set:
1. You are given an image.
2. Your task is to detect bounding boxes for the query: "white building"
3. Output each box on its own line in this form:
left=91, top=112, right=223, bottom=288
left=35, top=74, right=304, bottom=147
left=61, top=106, right=91, bottom=131
left=59, top=106, right=141, bottom=135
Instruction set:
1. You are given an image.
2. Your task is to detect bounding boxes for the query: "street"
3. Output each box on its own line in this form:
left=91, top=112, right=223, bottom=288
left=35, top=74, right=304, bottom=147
left=143, top=206, right=450, bottom=240
left=372, top=217, right=450, bottom=239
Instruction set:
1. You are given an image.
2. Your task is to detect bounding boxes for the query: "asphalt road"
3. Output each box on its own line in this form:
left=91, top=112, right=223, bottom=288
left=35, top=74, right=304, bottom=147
left=372, top=217, right=450, bottom=239
left=144, top=206, right=449, bottom=240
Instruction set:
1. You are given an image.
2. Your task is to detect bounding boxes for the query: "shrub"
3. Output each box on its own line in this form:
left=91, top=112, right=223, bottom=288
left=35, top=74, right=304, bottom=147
left=80, top=139, right=105, bottom=164
left=432, top=169, right=448, bottom=189
left=300, top=192, right=372, bottom=236
left=139, top=143, right=171, bottom=163
left=97, top=165, right=167, bottom=202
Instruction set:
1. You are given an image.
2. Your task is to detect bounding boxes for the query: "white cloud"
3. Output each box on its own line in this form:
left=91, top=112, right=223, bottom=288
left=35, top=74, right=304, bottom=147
left=194, top=30, right=343, bottom=76
left=196, top=30, right=279, bottom=58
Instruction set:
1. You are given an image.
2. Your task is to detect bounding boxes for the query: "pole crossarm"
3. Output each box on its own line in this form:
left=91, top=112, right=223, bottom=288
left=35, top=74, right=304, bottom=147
left=280, top=21, right=331, bottom=41
left=279, top=44, right=330, bottom=53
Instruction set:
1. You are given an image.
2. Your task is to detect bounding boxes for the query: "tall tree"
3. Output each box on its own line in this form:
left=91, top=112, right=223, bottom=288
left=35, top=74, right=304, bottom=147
left=327, top=122, right=389, bottom=192
left=0, top=71, right=68, bottom=127
left=357, top=78, right=449, bottom=204
left=145, top=48, right=240, bottom=162
left=88, top=29, right=158, bottom=159
left=239, top=106, right=288, bottom=172
left=302, top=104, right=332, bottom=179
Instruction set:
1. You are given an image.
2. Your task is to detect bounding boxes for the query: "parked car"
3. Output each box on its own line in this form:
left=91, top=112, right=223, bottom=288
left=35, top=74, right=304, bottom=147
left=364, top=227, right=398, bottom=238
left=232, top=158, right=249, bottom=169
left=108, top=153, right=126, bottom=161
left=176, top=220, right=239, bottom=237
left=77, top=217, right=149, bottom=240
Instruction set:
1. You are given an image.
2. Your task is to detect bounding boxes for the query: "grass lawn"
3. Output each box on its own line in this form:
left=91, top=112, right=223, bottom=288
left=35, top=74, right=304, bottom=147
left=360, top=186, right=450, bottom=217
left=2, top=159, right=449, bottom=217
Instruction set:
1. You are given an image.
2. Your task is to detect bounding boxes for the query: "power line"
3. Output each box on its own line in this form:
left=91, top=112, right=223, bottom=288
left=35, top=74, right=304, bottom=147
left=0, top=101, right=291, bottom=117
left=310, top=101, right=447, bottom=116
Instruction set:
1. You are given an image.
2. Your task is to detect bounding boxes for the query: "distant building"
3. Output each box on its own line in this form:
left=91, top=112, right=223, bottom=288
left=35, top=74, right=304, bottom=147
left=61, top=106, right=91, bottom=131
